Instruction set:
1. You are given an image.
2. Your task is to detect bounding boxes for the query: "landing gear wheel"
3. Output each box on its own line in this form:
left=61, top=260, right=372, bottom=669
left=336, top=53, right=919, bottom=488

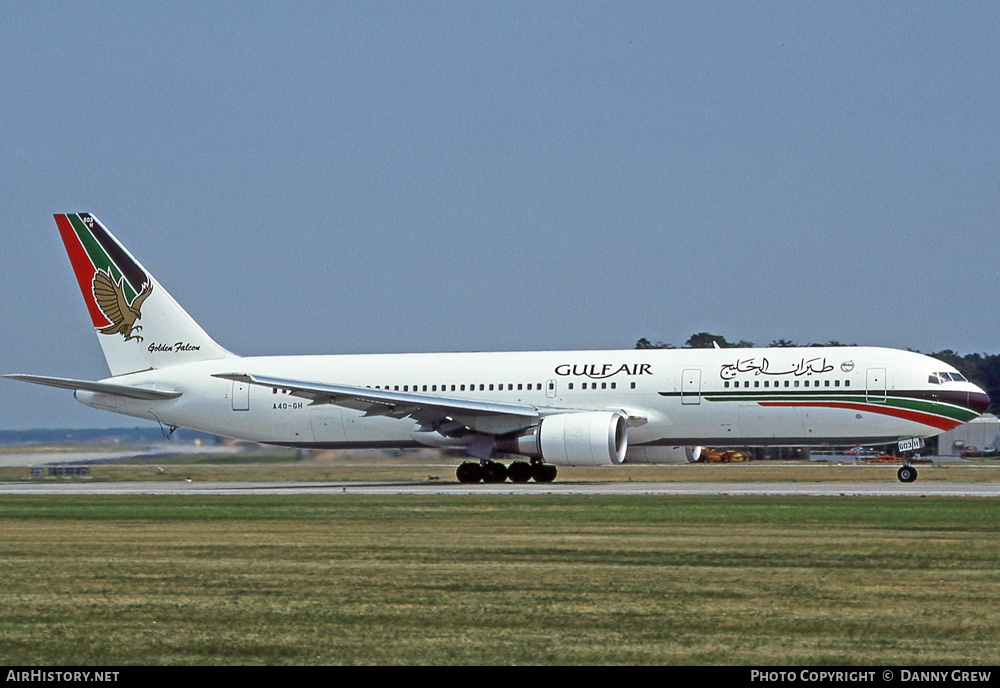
left=531, top=463, right=558, bottom=483
left=482, top=461, right=508, bottom=483
left=897, top=464, right=918, bottom=483
left=507, top=461, right=533, bottom=483
left=457, top=461, right=483, bottom=483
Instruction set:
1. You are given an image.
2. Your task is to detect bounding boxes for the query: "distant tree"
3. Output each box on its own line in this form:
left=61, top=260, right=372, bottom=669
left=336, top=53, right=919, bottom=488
left=684, top=333, right=753, bottom=349
left=685, top=332, right=726, bottom=348
left=770, top=339, right=797, bottom=348
left=929, top=349, right=963, bottom=369
left=635, top=338, right=674, bottom=349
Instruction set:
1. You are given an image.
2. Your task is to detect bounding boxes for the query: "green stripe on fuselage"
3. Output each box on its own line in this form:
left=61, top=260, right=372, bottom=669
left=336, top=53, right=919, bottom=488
left=697, top=391, right=978, bottom=424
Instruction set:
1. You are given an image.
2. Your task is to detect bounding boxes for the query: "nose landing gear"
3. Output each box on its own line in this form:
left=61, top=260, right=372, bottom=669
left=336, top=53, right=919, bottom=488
left=897, top=464, right=918, bottom=483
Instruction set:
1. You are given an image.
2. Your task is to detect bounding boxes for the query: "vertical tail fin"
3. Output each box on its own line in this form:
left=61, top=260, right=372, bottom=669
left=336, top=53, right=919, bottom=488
left=55, top=213, right=234, bottom=376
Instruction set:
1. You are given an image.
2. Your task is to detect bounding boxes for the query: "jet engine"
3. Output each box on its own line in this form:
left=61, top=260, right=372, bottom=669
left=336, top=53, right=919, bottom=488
left=623, top=446, right=703, bottom=464
left=495, top=411, right=628, bottom=466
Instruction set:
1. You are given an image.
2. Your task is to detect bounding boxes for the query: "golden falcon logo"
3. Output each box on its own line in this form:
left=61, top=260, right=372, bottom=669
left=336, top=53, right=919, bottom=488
left=92, top=269, right=153, bottom=342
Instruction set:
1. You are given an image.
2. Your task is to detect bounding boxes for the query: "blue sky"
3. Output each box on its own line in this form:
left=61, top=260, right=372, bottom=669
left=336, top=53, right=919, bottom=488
left=2, top=2, right=998, bottom=429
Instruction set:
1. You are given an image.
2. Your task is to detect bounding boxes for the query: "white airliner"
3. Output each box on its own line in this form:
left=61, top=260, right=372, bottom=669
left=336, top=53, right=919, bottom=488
left=6, top=214, right=990, bottom=483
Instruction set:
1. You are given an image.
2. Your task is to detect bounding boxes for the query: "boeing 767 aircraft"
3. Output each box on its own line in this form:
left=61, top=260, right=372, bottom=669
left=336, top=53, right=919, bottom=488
left=6, top=214, right=990, bottom=483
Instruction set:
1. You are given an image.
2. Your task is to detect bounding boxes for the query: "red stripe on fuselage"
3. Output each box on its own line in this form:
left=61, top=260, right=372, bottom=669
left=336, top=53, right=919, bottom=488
left=758, top=400, right=962, bottom=432
left=54, top=214, right=109, bottom=328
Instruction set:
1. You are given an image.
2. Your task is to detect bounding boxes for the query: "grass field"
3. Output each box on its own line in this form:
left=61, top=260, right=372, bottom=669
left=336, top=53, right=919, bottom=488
left=1, top=494, right=999, bottom=665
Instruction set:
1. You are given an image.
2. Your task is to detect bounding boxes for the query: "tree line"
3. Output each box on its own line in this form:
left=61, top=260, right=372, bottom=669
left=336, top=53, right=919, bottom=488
left=635, top=333, right=999, bottom=414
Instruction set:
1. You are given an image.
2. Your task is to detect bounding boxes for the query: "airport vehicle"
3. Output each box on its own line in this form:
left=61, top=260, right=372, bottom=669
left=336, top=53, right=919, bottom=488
left=6, top=214, right=991, bottom=483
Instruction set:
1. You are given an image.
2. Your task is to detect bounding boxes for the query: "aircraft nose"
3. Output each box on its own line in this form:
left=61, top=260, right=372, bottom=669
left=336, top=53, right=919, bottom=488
left=969, top=390, right=991, bottom=414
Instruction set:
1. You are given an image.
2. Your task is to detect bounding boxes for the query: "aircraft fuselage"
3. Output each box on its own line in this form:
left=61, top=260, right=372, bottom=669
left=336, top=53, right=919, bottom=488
left=77, top=346, right=987, bottom=455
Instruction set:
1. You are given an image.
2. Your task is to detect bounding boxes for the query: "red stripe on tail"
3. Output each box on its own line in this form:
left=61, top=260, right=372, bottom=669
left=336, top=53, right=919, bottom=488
left=54, top=214, right=110, bottom=328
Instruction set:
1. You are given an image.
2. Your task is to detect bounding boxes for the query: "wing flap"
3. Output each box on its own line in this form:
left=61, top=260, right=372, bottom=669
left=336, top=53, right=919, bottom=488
left=213, top=372, right=540, bottom=434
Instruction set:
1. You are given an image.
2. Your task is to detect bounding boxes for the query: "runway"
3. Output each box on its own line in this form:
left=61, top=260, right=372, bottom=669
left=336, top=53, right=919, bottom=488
left=0, top=444, right=252, bottom=468
left=2, top=480, right=998, bottom=497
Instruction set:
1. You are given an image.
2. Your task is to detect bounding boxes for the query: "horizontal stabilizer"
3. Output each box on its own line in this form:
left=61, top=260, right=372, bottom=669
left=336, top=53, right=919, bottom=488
left=3, top=374, right=182, bottom=400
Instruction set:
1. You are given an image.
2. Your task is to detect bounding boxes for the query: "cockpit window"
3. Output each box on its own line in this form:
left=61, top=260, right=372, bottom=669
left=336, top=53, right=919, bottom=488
left=929, top=371, right=967, bottom=384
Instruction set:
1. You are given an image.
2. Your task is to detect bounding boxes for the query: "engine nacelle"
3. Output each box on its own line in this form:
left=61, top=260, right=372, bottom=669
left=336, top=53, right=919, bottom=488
left=624, top=446, right=703, bottom=464
left=495, top=411, right=628, bottom=466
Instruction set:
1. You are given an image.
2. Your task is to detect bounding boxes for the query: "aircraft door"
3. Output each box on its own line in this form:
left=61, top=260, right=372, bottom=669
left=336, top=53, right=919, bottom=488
left=546, top=379, right=557, bottom=399
left=681, top=369, right=702, bottom=405
left=310, top=408, right=346, bottom=443
left=232, top=379, right=250, bottom=411
left=866, top=368, right=887, bottom=403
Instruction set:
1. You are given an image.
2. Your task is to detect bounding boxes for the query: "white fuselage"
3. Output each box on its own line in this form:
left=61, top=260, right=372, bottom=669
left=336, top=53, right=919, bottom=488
left=76, top=346, right=985, bottom=459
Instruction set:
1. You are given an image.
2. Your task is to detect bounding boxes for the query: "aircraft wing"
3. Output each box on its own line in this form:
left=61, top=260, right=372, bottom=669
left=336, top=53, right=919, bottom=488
left=4, top=374, right=182, bottom=400
left=213, top=372, right=542, bottom=435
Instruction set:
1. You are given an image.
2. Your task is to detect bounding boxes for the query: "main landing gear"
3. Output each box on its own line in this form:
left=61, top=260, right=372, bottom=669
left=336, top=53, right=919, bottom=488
left=456, top=460, right=557, bottom=484
left=897, top=463, right=918, bottom=483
